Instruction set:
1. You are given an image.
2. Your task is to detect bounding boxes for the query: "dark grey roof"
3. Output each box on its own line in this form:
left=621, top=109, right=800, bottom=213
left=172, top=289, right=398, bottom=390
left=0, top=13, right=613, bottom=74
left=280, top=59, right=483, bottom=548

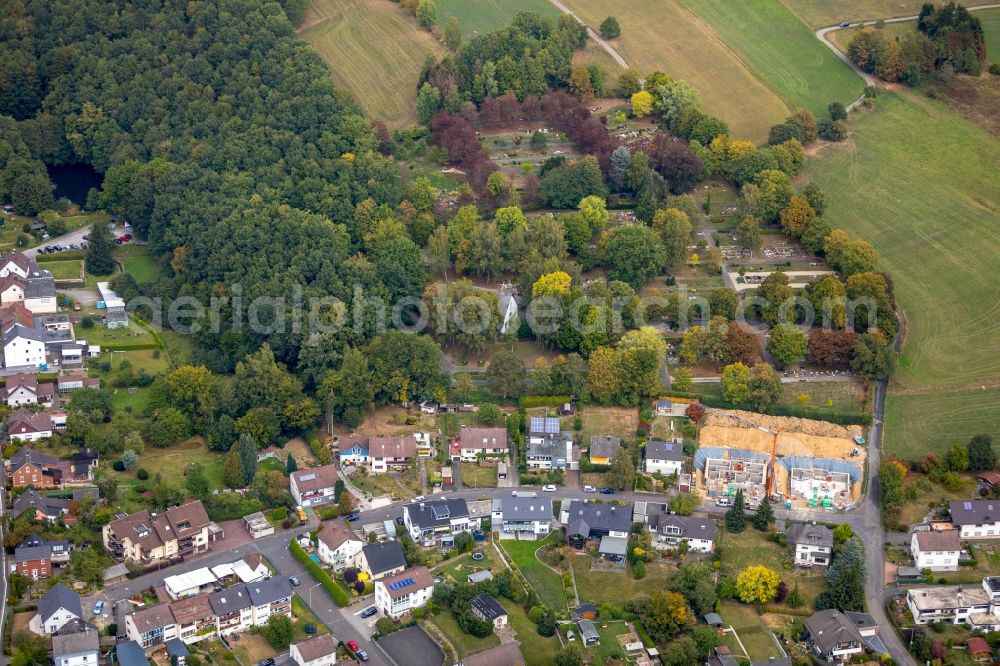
left=844, top=611, right=877, bottom=629
left=950, top=500, right=1000, bottom=526
left=116, top=641, right=150, bottom=666
left=526, top=434, right=571, bottom=460
left=645, top=440, right=683, bottom=461
left=471, top=594, right=507, bottom=620
left=53, top=628, right=99, bottom=656
left=599, top=535, right=628, bottom=556
left=14, top=543, right=51, bottom=561
left=589, top=436, right=621, bottom=459
left=25, top=274, right=55, bottom=299
left=246, top=576, right=292, bottom=606
left=804, top=610, right=864, bottom=655
left=53, top=618, right=96, bottom=636
left=362, top=540, right=407, bottom=575
left=564, top=501, right=632, bottom=537
left=751, top=659, right=792, bottom=666
left=656, top=514, right=717, bottom=541
left=10, top=446, right=58, bottom=468
left=577, top=619, right=600, bottom=641
left=11, top=489, right=70, bottom=519
left=209, top=584, right=253, bottom=614
left=406, top=498, right=469, bottom=530
left=38, top=583, right=82, bottom=622
left=788, top=523, right=834, bottom=549
left=165, top=638, right=189, bottom=657
left=3, top=323, right=44, bottom=345
left=500, top=497, right=551, bottom=522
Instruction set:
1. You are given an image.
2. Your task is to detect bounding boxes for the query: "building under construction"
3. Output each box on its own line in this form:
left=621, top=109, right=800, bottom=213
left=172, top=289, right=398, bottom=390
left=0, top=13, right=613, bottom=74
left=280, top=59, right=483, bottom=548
left=789, top=467, right=852, bottom=507
left=703, top=456, right=768, bottom=507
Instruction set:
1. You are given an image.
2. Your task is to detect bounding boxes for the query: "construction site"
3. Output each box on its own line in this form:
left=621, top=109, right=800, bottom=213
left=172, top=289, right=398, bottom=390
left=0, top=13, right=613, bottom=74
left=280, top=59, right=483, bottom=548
left=694, top=410, right=866, bottom=510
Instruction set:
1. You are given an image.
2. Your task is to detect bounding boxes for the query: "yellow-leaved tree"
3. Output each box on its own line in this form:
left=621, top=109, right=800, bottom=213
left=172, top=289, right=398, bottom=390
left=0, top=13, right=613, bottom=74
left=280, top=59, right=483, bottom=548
left=736, top=565, right=781, bottom=606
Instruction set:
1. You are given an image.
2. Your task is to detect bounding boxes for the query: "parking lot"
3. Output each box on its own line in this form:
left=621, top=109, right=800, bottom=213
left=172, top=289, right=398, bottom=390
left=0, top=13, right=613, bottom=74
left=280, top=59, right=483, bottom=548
left=377, top=626, right=444, bottom=666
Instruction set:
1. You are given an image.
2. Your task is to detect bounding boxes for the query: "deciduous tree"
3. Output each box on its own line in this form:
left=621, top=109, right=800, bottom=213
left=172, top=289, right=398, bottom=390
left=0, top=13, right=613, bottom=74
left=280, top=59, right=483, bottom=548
left=736, top=565, right=781, bottom=605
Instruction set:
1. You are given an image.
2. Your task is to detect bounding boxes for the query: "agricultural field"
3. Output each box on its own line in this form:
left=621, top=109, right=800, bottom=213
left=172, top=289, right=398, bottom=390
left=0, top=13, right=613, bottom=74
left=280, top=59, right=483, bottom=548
left=778, top=0, right=928, bottom=28
left=300, top=0, right=444, bottom=127
left=435, top=0, right=558, bottom=38
left=557, top=0, right=791, bottom=141
left=982, top=9, right=1000, bottom=62
left=683, top=0, right=863, bottom=118
left=802, top=89, right=1000, bottom=455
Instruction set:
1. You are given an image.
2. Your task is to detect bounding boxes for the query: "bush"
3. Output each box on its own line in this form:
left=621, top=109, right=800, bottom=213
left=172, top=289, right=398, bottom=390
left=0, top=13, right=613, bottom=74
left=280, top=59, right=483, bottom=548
left=633, top=561, right=646, bottom=579
left=112, top=460, right=126, bottom=472
left=136, top=468, right=149, bottom=480
left=990, top=63, right=1000, bottom=76
left=289, top=540, right=348, bottom=606
left=81, top=316, right=95, bottom=329
left=519, top=395, right=571, bottom=408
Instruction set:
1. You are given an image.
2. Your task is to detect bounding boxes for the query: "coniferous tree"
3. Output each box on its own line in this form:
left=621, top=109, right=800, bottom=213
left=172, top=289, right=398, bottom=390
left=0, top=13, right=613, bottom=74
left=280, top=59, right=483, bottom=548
left=237, top=433, right=258, bottom=486
left=223, top=445, right=244, bottom=488
left=753, top=495, right=775, bottom=531
left=826, top=536, right=866, bottom=611
left=86, top=221, right=117, bottom=275
left=725, top=488, right=746, bottom=533
left=286, top=452, right=298, bottom=474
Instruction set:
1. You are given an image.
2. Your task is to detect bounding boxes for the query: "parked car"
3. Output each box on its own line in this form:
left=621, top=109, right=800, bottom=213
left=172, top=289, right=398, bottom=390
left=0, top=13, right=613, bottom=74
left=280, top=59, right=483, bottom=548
left=115, top=238, right=123, bottom=244
left=395, top=516, right=405, bottom=526
left=583, top=485, right=596, bottom=493
left=360, top=606, right=378, bottom=619
left=92, top=600, right=104, bottom=615
left=567, top=630, right=576, bottom=642
left=80, top=242, right=87, bottom=249
left=839, top=21, right=850, bottom=27
left=599, top=487, right=615, bottom=495
left=541, top=484, right=557, bottom=492
left=411, top=495, right=425, bottom=503
left=715, top=497, right=733, bottom=507
left=346, top=640, right=359, bottom=652
left=289, top=576, right=300, bottom=586
left=346, top=513, right=359, bottom=522
left=258, top=659, right=275, bottom=666
left=356, top=649, right=369, bottom=662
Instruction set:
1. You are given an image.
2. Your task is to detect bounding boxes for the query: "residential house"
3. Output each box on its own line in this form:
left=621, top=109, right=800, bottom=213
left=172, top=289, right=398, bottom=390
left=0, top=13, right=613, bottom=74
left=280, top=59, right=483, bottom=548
left=8, top=409, right=53, bottom=444
left=404, top=498, right=479, bottom=545
left=588, top=436, right=621, bottom=466
left=911, top=529, right=962, bottom=572
left=950, top=500, right=1000, bottom=539
left=30, top=583, right=82, bottom=635
left=52, top=627, right=100, bottom=666
left=360, top=540, right=407, bottom=580
left=906, top=578, right=1000, bottom=630
left=5, top=372, right=54, bottom=406
left=103, top=500, right=212, bottom=563
left=24, top=266, right=57, bottom=314
left=289, top=464, right=339, bottom=507
left=0, top=274, right=25, bottom=306
left=491, top=497, right=552, bottom=540
left=650, top=514, right=717, bottom=553
left=126, top=604, right=179, bottom=648
left=57, top=373, right=101, bottom=392
left=373, top=566, right=434, bottom=619
left=3, top=322, right=46, bottom=368
left=525, top=432, right=573, bottom=470
left=802, top=610, right=866, bottom=662
left=316, top=523, right=364, bottom=572
left=12, top=534, right=70, bottom=579
left=789, top=523, right=834, bottom=567
left=644, top=440, right=684, bottom=476
left=368, top=436, right=418, bottom=473
left=246, top=577, right=293, bottom=625
left=116, top=641, right=150, bottom=666
left=209, top=585, right=254, bottom=636
left=471, top=594, right=508, bottom=629
left=561, top=500, right=631, bottom=547
left=0, top=250, right=32, bottom=278
left=169, top=594, right=216, bottom=644
left=165, top=568, right=219, bottom=600
left=457, top=427, right=508, bottom=462
left=8, top=446, right=58, bottom=485
left=338, top=435, right=370, bottom=466
left=843, top=612, right=888, bottom=656
left=10, top=488, right=70, bottom=522
left=497, top=284, right=518, bottom=335
left=290, top=634, right=338, bottom=666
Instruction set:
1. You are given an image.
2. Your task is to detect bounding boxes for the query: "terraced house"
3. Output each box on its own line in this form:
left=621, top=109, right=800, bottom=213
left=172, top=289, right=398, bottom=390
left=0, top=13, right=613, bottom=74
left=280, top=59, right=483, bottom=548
left=103, top=500, right=214, bottom=564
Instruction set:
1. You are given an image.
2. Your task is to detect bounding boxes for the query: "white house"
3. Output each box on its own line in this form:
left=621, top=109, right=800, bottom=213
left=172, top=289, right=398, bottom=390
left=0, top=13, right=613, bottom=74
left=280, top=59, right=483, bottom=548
left=316, top=523, right=363, bottom=572
left=911, top=530, right=962, bottom=572
left=789, top=523, right=833, bottom=567
left=491, top=497, right=552, bottom=540
left=950, top=500, right=1000, bottom=539
left=525, top=433, right=573, bottom=470
left=905, top=581, right=993, bottom=627
left=0, top=250, right=31, bottom=278
left=3, top=323, right=46, bottom=368
left=651, top=514, right=717, bottom=553
left=30, top=583, right=82, bottom=635
left=374, top=566, right=434, bottom=619
left=404, top=498, right=480, bottom=545
left=5, top=372, right=54, bottom=407
left=8, top=409, right=53, bottom=443
left=803, top=610, right=866, bottom=662
left=368, top=436, right=417, bottom=473
left=338, top=435, right=370, bottom=466
left=52, top=628, right=100, bottom=666
left=290, top=634, right=337, bottom=666
left=360, top=540, right=407, bottom=580
left=457, top=427, right=508, bottom=462
left=644, top=440, right=684, bottom=476
left=289, top=464, right=339, bottom=507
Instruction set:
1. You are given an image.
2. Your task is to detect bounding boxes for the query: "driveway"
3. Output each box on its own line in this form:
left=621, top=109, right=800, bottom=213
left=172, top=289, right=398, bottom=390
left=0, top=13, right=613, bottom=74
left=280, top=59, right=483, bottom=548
left=23, top=225, right=92, bottom=259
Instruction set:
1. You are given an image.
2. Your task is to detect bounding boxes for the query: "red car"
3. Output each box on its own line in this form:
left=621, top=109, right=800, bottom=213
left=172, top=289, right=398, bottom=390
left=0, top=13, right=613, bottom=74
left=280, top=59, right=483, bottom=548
left=346, top=640, right=359, bottom=652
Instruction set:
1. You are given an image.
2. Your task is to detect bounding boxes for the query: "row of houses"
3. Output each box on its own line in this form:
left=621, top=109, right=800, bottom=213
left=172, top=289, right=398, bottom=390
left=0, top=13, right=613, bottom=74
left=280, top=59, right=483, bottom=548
left=338, top=434, right=433, bottom=472
left=5, top=370, right=99, bottom=407
left=101, top=500, right=222, bottom=564
left=5, top=445, right=97, bottom=486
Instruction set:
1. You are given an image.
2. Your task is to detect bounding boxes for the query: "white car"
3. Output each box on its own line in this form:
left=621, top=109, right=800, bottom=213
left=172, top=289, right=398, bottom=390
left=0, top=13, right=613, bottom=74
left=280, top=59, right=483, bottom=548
left=411, top=495, right=425, bottom=503
left=715, top=497, right=733, bottom=507
left=583, top=485, right=596, bottom=493
left=541, top=484, right=557, bottom=492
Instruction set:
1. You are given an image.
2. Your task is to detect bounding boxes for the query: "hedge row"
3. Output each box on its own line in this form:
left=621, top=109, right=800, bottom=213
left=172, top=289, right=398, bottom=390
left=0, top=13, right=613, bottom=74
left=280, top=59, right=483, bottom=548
left=518, top=395, right=571, bottom=408
left=101, top=342, right=161, bottom=351
left=288, top=540, right=348, bottom=607
left=681, top=391, right=871, bottom=426
left=36, top=250, right=86, bottom=262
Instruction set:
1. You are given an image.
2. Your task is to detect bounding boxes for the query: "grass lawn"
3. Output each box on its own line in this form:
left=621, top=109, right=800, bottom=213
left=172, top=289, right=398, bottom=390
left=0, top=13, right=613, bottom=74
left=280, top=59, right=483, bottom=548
left=292, top=595, right=329, bottom=639
left=301, top=0, right=444, bottom=127
left=717, top=528, right=828, bottom=606
left=557, top=0, right=791, bottom=141
left=109, top=386, right=153, bottom=416
left=74, top=318, right=160, bottom=348
left=349, top=471, right=416, bottom=500
left=500, top=534, right=567, bottom=611
left=160, top=328, right=195, bottom=367
left=802, top=88, right=1000, bottom=456
left=194, top=640, right=239, bottom=665
left=429, top=609, right=500, bottom=658
left=461, top=463, right=499, bottom=488
left=775, top=379, right=868, bottom=415
left=116, top=245, right=162, bottom=283
left=720, top=601, right=781, bottom=662
left=682, top=0, right=863, bottom=118
left=435, top=0, right=558, bottom=38
left=434, top=550, right=500, bottom=583
left=575, top=407, right=639, bottom=446
left=506, top=603, right=561, bottom=665
left=437, top=411, right=482, bottom=439
left=572, top=40, right=624, bottom=92
left=44, top=259, right=84, bottom=281
left=587, top=620, right=633, bottom=663
left=778, top=0, right=928, bottom=28
left=231, top=633, right=276, bottom=666
left=114, top=438, right=228, bottom=491
left=650, top=416, right=685, bottom=441
left=981, top=9, right=1000, bottom=63
left=572, top=555, right=673, bottom=607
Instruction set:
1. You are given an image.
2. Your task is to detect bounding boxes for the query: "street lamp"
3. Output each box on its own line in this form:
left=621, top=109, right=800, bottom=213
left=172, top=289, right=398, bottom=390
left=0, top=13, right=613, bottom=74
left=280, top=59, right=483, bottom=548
left=308, top=582, right=322, bottom=608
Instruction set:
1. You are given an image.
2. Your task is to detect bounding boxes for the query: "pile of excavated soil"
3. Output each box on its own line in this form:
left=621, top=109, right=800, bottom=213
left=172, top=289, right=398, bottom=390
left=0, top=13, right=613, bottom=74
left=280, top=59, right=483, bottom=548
left=703, top=409, right=862, bottom=438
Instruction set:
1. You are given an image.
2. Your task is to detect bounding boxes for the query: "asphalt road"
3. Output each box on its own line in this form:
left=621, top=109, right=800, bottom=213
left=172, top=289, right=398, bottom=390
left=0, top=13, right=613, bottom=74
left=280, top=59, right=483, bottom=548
left=23, top=225, right=91, bottom=259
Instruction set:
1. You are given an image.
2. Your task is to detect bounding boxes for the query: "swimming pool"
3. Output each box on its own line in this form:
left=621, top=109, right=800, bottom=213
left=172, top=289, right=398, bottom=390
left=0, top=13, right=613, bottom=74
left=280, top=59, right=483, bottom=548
left=309, top=553, right=321, bottom=564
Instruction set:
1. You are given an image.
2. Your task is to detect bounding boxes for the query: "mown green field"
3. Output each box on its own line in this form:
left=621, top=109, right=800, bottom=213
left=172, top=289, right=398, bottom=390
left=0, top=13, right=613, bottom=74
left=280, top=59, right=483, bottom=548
left=802, top=89, right=1000, bottom=455
left=885, top=388, right=1000, bottom=459
left=436, top=0, right=558, bottom=38
left=558, top=0, right=791, bottom=141
left=300, top=0, right=444, bottom=126
left=980, top=8, right=1000, bottom=63
left=779, top=0, right=927, bottom=27
left=683, top=0, right=863, bottom=118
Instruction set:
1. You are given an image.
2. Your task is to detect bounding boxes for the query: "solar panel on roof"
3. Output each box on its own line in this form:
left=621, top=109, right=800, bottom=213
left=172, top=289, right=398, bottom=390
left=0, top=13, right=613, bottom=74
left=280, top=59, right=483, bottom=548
left=388, top=577, right=415, bottom=591
left=965, top=502, right=973, bottom=510
left=300, top=473, right=316, bottom=481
